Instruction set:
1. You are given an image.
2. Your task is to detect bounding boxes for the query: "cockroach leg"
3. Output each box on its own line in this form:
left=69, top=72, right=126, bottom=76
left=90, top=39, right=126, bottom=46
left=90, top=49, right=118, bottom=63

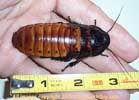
left=61, top=57, right=98, bottom=72
left=52, top=10, right=72, bottom=23
left=61, top=60, right=81, bottom=72
left=57, top=22, right=63, bottom=24
left=67, top=16, right=71, bottom=22
left=94, top=19, right=97, bottom=26
left=100, top=53, right=109, bottom=57
left=52, top=10, right=78, bottom=24
left=80, top=60, right=98, bottom=71
left=29, top=57, right=56, bottom=74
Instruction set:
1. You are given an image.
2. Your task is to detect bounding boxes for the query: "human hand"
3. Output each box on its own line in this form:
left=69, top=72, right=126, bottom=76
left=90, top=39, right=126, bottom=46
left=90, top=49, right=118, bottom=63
left=0, top=0, right=139, bottom=100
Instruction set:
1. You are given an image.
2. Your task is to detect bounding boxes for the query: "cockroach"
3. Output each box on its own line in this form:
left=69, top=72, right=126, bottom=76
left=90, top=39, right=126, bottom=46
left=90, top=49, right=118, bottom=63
left=12, top=9, right=124, bottom=72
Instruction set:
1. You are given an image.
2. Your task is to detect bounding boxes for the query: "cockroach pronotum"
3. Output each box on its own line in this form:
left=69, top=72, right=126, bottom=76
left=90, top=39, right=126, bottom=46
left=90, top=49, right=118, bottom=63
left=12, top=9, right=125, bottom=72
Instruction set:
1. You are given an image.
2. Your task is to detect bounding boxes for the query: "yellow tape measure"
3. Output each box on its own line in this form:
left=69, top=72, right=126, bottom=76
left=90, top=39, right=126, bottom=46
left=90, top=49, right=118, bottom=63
left=10, top=72, right=139, bottom=94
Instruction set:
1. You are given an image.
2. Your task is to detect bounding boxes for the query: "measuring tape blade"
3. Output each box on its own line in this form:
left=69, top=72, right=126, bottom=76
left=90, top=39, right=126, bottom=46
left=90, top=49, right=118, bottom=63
left=10, top=72, right=139, bottom=94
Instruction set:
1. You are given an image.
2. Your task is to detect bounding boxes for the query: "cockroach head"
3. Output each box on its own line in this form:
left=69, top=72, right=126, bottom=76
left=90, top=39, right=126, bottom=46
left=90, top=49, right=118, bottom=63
left=90, top=25, right=110, bottom=56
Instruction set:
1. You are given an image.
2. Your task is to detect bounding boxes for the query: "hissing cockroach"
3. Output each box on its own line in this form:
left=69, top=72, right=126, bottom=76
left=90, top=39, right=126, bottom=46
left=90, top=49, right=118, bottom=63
left=12, top=22, right=110, bottom=71
left=12, top=10, right=124, bottom=72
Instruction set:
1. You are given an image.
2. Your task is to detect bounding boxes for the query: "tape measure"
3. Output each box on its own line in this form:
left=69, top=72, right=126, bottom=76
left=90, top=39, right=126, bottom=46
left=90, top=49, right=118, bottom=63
left=10, top=72, right=139, bottom=94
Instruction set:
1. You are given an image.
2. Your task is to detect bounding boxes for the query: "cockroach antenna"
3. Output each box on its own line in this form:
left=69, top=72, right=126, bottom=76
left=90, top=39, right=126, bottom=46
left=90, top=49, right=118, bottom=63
left=106, top=4, right=126, bottom=70
left=107, top=5, right=124, bottom=33
left=106, top=5, right=126, bottom=70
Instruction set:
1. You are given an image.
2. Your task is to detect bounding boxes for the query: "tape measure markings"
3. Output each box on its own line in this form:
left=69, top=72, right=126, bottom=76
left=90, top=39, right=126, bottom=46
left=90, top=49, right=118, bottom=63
left=10, top=72, right=139, bottom=94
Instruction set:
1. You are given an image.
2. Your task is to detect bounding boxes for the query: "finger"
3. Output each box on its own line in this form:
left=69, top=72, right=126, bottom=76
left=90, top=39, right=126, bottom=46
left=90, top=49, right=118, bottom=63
left=83, top=50, right=137, bottom=72
left=0, top=0, right=20, bottom=10
left=38, top=92, right=96, bottom=100
left=93, top=90, right=130, bottom=100
left=55, top=0, right=139, bottom=62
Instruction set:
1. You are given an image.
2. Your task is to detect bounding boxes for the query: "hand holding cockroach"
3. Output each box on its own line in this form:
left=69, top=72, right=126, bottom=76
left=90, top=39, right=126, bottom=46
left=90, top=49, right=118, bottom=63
left=0, top=0, right=139, bottom=99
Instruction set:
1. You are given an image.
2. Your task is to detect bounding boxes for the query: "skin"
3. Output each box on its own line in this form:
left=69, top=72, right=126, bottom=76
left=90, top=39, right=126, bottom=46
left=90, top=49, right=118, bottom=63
left=0, top=0, right=139, bottom=100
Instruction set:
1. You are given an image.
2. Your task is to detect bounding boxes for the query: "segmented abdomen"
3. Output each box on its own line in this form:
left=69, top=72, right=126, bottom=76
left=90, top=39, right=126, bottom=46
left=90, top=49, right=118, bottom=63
left=12, top=23, right=81, bottom=57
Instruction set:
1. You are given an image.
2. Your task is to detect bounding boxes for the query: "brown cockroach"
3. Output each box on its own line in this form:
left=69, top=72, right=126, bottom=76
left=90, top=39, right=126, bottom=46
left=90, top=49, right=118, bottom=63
left=12, top=21, right=110, bottom=71
left=12, top=9, right=126, bottom=72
